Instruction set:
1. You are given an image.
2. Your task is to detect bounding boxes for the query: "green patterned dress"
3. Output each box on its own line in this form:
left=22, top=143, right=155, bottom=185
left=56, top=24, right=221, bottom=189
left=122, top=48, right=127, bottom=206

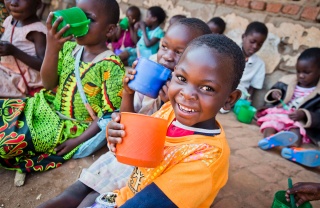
left=0, top=41, right=125, bottom=173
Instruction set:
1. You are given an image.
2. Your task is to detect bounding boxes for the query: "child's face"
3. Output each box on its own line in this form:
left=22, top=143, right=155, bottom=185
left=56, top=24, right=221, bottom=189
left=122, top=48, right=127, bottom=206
left=76, top=0, right=115, bottom=45
left=126, top=9, right=139, bottom=26
left=144, top=10, right=155, bottom=27
left=207, top=22, right=222, bottom=34
left=296, top=59, right=320, bottom=88
left=168, top=46, right=240, bottom=129
left=157, top=24, right=202, bottom=71
left=242, top=32, right=266, bottom=57
left=5, top=0, right=40, bottom=21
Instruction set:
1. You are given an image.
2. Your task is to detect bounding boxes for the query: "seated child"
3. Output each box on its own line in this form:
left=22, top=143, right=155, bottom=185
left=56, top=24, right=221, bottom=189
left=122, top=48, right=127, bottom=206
left=0, top=0, right=124, bottom=176
left=220, top=21, right=268, bottom=113
left=108, top=34, right=245, bottom=207
left=119, top=6, right=166, bottom=66
left=110, top=6, right=141, bottom=56
left=0, top=0, right=46, bottom=98
left=257, top=47, right=320, bottom=168
left=168, top=14, right=186, bottom=28
left=37, top=18, right=213, bottom=208
left=207, top=17, right=226, bottom=34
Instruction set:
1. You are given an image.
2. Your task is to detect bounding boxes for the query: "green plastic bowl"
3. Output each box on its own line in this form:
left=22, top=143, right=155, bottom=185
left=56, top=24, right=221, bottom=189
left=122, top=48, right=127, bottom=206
left=272, top=190, right=312, bottom=208
left=237, top=105, right=257, bottom=124
left=52, top=7, right=90, bottom=37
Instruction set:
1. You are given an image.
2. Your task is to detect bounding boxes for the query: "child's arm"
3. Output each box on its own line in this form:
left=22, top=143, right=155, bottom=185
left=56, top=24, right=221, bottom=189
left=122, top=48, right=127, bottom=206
left=138, top=22, right=160, bottom=47
left=55, top=118, right=100, bottom=156
left=0, top=31, right=46, bottom=70
left=286, top=182, right=320, bottom=207
left=120, top=62, right=137, bottom=113
left=40, top=13, right=73, bottom=90
left=129, top=24, right=139, bottom=44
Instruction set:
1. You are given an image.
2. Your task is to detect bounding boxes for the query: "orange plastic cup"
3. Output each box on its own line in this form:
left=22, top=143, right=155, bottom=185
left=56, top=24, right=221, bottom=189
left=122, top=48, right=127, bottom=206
left=115, top=112, right=168, bottom=168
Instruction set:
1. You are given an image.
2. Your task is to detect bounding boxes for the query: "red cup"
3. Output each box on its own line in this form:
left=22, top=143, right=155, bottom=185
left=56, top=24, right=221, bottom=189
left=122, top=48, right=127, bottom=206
left=115, top=112, right=168, bottom=168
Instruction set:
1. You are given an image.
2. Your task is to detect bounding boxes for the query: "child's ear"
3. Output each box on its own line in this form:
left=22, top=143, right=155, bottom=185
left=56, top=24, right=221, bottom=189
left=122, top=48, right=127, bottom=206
left=105, top=24, right=116, bottom=39
left=222, top=89, right=242, bottom=111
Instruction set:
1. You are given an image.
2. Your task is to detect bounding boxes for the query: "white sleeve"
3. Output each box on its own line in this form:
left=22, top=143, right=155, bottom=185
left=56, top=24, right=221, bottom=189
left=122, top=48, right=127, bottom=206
left=250, top=61, right=265, bottom=89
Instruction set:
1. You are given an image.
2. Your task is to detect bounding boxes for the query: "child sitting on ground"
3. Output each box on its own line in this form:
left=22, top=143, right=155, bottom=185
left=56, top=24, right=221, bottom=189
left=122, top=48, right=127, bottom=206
left=38, top=18, right=213, bottom=208
left=207, top=17, right=226, bottom=34
left=0, top=0, right=46, bottom=98
left=257, top=47, right=320, bottom=168
left=0, top=0, right=124, bottom=177
left=110, top=6, right=141, bottom=57
left=220, top=21, right=268, bottom=113
left=108, top=34, right=245, bottom=207
left=119, top=6, right=166, bottom=66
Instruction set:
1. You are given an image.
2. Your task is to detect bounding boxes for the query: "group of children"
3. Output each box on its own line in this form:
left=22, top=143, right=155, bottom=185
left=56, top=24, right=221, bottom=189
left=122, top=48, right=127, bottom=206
left=0, top=0, right=319, bottom=207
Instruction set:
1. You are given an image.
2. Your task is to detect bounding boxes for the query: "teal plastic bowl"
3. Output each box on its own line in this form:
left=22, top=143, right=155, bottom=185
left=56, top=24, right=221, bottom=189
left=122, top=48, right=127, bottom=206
left=52, top=7, right=90, bottom=37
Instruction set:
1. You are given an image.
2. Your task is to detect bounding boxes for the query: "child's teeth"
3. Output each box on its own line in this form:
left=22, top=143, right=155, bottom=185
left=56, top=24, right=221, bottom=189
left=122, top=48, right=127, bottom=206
left=179, top=104, right=195, bottom=112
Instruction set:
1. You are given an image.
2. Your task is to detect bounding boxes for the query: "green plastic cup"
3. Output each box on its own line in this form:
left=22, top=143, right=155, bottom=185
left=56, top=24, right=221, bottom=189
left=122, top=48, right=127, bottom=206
left=52, top=7, right=90, bottom=37
left=233, top=99, right=251, bottom=115
left=119, top=17, right=129, bottom=30
left=236, top=105, right=257, bottom=124
left=272, top=190, right=312, bottom=208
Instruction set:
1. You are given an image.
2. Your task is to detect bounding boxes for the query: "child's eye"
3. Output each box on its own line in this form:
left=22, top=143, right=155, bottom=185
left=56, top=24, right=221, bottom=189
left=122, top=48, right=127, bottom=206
left=201, top=86, right=214, bottom=92
left=175, top=50, right=183, bottom=55
left=161, top=44, right=168, bottom=50
left=176, top=75, right=186, bottom=82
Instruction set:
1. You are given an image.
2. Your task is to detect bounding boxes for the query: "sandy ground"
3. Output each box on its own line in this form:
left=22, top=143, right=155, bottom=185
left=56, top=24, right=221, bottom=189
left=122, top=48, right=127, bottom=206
left=0, top=112, right=319, bottom=208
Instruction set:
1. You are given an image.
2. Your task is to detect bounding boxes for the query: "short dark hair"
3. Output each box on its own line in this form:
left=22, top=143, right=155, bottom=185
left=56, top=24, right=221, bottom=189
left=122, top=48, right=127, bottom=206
left=188, top=34, right=245, bottom=90
left=148, top=6, right=166, bottom=24
left=208, top=17, right=226, bottom=34
left=244, top=21, right=268, bottom=37
left=98, top=0, right=120, bottom=24
left=171, top=14, right=187, bottom=21
left=176, top=18, right=212, bottom=36
left=298, top=47, right=320, bottom=69
left=127, top=5, right=141, bottom=21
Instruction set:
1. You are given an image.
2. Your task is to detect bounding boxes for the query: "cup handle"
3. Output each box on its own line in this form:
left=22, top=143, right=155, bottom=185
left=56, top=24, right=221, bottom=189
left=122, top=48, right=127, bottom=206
left=69, top=19, right=91, bottom=28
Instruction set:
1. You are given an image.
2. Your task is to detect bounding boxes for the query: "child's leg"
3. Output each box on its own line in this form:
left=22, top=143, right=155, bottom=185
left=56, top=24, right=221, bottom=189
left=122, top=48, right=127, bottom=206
left=263, top=127, right=277, bottom=138
left=77, top=191, right=100, bottom=207
left=288, top=128, right=303, bottom=147
left=37, top=181, right=92, bottom=208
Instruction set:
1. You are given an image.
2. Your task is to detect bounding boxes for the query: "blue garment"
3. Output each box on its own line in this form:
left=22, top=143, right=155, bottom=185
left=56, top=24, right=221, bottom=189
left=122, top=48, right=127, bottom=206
left=137, top=26, right=164, bottom=58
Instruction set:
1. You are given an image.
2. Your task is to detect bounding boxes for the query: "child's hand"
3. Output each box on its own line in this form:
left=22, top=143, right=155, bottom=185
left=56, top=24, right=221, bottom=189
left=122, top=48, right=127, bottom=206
left=159, top=80, right=170, bottom=103
left=288, top=109, right=306, bottom=121
left=0, top=41, right=15, bottom=56
left=54, top=138, right=79, bottom=156
left=286, top=182, right=320, bottom=206
left=107, top=112, right=125, bottom=152
left=123, top=67, right=136, bottom=94
left=271, top=91, right=282, bottom=100
left=46, top=12, right=73, bottom=52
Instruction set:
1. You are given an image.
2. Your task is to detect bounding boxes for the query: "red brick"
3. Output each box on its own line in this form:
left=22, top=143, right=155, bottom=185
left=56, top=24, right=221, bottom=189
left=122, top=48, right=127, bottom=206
left=282, top=4, right=301, bottom=15
left=225, top=0, right=236, bottom=5
left=250, top=1, right=266, bottom=11
left=266, top=3, right=283, bottom=13
left=236, top=0, right=250, bottom=8
left=301, top=6, right=320, bottom=20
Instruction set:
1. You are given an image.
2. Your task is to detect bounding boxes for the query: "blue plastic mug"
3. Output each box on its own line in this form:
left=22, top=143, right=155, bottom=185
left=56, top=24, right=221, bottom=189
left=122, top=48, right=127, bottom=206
left=128, top=57, right=172, bottom=99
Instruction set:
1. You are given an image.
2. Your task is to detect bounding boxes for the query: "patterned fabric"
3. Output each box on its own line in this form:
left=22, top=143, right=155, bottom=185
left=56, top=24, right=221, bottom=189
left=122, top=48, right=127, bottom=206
left=288, top=85, right=316, bottom=109
left=0, top=3, right=9, bottom=37
left=116, top=102, right=230, bottom=207
left=0, top=42, right=125, bottom=173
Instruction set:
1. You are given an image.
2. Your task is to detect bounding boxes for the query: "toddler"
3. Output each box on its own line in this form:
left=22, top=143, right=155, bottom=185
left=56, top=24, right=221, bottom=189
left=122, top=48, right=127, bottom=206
left=119, top=6, right=166, bottom=66
left=0, top=0, right=46, bottom=98
left=0, top=0, right=124, bottom=177
left=257, top=47, right=320, bottom=167
left=207, top=17, right=226, bottom=34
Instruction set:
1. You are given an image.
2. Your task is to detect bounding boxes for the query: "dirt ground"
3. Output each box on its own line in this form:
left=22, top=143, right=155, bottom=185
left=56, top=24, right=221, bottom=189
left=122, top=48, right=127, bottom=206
left=0, top=113, right=319, bottom=208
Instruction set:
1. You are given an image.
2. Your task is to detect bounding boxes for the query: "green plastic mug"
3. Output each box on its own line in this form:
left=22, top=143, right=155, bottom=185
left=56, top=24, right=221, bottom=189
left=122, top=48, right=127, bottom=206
left=237, top=105, right=257, bottom=124
left=272, top=191, right=312, bottom=208
left=233, top=99, right=251, bottom=115
left=52, top=7, right=90, bottom=37
left=119, top=17, right=129, bottom=30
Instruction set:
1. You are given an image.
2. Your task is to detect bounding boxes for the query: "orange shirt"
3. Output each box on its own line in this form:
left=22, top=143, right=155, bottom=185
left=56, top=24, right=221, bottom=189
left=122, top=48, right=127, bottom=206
left=116, top=102, right=230, bottom=207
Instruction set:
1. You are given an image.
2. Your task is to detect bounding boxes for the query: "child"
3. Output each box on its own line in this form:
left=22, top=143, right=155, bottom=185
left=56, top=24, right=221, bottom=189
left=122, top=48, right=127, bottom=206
left=0, top=0, right=124, bottom=176
left=110, top=6, right=141, bottom=56
left=257, top=47, right=320, bottom=167
left=168, top=14, right=186, bottom=28
left=119, top=6, right=166, bottom=66
left=38, top=18, right=213, bottom=208
left=122, top=18, right=212, bottom=115
left=286, top=182, right=320, bottom=206
left=0, top=0, right=9, bottom=37
left=108, top=34, right=245, bottom=207
left=207, top=17, right=226, bottom=34
left=220, top=21, right=268, bottom=113
left=0, top=0, right=46, bottom=98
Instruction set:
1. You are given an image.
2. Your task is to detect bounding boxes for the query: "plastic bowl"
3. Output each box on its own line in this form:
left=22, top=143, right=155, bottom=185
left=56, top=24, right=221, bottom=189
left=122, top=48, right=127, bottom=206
left=237, top=105, right=257, bottom=124
left=115, top=112, right=168, bottom=168
left=128, top=57, right=172, bottom=99
left=272, top=190, right=312, bottom=208
left=52, top=7, right=90, bottom=37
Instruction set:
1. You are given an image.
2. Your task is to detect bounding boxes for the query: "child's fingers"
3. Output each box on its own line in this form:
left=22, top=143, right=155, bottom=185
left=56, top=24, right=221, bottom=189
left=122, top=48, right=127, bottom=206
left=60, top=35, right=73, bottom=43
left=51, top=16, right=64, bottom=32
left=127, top=69, right=136, bottom=75
left=46, top=12, right=54, bottom=30
left=132, top=60, right=138, bottom=69
left=56, top=24, right=70, bottom=38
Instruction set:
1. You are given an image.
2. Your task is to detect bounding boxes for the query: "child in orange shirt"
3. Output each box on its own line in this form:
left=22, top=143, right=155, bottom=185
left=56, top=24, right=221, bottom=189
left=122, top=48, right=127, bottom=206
left=107, top=34, right=245, bottom=207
